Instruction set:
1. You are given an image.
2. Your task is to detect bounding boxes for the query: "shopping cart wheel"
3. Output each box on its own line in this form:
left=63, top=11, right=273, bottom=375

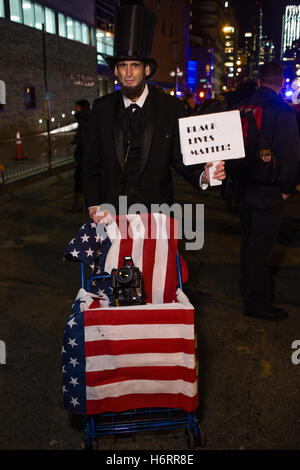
left=85, top=439, right=95, bottom=451
left=185, top=424, right=206, bottom=449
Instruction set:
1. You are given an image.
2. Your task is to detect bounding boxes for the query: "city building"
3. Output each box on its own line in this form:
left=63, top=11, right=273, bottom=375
left=0, top=0, right=97, bottom=140
left=239, top=1, right=261, bottom=80
left=95, top=0, right=118, bottom=96
left=222, top=15, right=239, bottom=91
left=189, top=0, right=232, bottom=98
left=239, top=31, right=254, bottom=78
left=142, top=0, right=190, bottom=94
left=281, top=5, right=300, bottom=59
left=259, top=36, right=276, bottom=66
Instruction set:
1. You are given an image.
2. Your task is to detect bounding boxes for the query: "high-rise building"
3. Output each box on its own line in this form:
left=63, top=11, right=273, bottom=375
left=222, top=15, right=239, bottom=90
left=259, top=36, right=276, bottom=65
left=236, top=1, right=264, bottom=80
left=281, top=5, right=300, bottom=59
left=142, top=0, right=190, bottom=93
left=189, top=0, right=233, bottom=97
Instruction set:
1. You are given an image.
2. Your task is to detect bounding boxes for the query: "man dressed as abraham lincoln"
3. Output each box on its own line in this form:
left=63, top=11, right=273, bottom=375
left=82, top=4, right=226, bottom=223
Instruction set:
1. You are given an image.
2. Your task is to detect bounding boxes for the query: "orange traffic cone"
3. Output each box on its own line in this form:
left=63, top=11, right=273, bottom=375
left=15, top=130, right=25, bottom=160
left=0, top=164, right=5, bottom=185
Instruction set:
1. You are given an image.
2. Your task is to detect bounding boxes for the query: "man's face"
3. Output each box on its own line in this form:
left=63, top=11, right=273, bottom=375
left=115, top=60, right=150, bottom=99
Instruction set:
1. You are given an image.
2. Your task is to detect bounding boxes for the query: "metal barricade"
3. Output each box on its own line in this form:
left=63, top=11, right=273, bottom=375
left=0, top=130, right=76, bottom=184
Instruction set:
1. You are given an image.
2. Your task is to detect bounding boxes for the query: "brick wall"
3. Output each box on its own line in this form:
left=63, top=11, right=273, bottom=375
left=0, top=18, right=98, bottom=140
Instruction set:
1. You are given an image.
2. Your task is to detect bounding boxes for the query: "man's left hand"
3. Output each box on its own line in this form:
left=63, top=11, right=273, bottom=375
left=203, top=161, right=226, bottom=185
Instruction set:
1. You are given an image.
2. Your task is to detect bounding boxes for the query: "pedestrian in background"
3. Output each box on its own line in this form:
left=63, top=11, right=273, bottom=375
left=69, top=99, right=91, bottom=212
left=228, top=62, right=300, bottom=321
left=183, top=92, right=198, bottom=116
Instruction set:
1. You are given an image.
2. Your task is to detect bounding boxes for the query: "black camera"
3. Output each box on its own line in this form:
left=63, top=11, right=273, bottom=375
left=111, top=256, right=146, bottom=307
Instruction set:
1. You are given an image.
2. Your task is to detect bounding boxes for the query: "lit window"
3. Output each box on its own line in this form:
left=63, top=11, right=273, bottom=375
left=45, top=7, right=55, bottom=34
left=0, top=0, right=5, bottom=18
left=74, top=21, right=82, bottom=42
left=58, top=13, right=66, bottom=37
left=66, top=17, right=74, bottom=39
left=97, top=36, right=105, bottom=54
left=106, top=34, right=113, bottom=55
left=22, top=0, right=34, bottom=27
left=34, top=3, right=44, bottom=30
left=82, top=23, right=89, bottom=44
left=10, top=0, right=22, bottom=23
left=223, top=26, right=235, bottom=33
left=96, top=29, right=114, bottom=57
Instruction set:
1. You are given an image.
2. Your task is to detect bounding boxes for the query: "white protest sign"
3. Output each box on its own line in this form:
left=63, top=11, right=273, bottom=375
left=179, top=110, right=245, bottom=185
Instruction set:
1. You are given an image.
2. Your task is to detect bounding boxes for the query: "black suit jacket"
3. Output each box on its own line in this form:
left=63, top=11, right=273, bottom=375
left=82, top=85, right=203, bottom=211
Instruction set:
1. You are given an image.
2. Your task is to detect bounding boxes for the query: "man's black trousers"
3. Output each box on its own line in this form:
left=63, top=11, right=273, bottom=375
left=238, top=185, right=285, bottom=310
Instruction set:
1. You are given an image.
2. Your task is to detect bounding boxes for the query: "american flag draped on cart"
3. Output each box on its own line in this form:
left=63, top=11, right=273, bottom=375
left=63, top=213, right=188, bottom=303
left=62, top=213, right=198, bottom=414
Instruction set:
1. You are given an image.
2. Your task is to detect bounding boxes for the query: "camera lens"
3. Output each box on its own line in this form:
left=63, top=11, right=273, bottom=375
left=116, top=267, right=133, bottom=284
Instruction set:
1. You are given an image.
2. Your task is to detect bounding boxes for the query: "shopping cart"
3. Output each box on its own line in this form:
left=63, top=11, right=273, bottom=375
left=62, top=213, right=204, bottom=450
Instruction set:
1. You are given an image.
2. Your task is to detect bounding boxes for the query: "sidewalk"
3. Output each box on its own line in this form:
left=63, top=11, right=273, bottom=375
left=0, top=169, right=299, bottom=450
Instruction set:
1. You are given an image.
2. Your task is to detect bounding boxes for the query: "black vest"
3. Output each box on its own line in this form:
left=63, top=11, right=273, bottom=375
left=121, top=101, right=149, bottom=208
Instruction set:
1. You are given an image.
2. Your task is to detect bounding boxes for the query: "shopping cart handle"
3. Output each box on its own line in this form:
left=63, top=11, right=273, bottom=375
left=80, top=262, right=110, bottom=291
left=176, top=252, right=183, bottom=290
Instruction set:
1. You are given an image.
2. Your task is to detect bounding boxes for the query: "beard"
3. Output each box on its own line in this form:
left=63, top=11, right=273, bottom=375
left=120, top=77, right=147, bottom=100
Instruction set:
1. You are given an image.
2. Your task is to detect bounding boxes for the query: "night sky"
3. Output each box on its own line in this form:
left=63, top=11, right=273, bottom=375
left=230, top=0, right=291, bottom=59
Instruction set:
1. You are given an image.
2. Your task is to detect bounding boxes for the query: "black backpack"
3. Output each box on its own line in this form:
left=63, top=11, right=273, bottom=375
left=231, top=101, right=278, bottom=184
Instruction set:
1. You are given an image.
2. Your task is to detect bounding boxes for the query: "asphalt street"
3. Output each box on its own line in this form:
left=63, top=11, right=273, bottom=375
left=0, top=168, right=299, bottom=451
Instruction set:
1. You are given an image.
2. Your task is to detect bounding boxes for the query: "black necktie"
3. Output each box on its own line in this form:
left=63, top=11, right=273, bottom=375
left=128, top=103, right=140, bottom=123
left=125, top=103, right=141, bottom=139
